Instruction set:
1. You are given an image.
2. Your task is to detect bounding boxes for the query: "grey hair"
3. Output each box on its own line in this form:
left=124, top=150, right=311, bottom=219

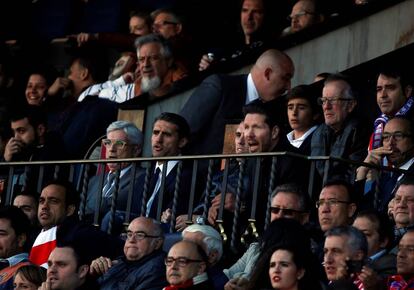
left=182, top=224, right=223, bottom=261
left=271, top=183, right=309, bottom=211
left=135, top=33, right=173, bottom=59
left=324, top=73, right=355, bottom=100
left=325, top=226, right=367, bottom=256
left=106, top=120, right=143, bottom=146
left=150, top=8, right=182, bottom=24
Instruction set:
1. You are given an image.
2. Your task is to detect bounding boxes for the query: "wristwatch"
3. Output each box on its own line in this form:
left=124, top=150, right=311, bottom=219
left=196, top=216, right=205, bottom=225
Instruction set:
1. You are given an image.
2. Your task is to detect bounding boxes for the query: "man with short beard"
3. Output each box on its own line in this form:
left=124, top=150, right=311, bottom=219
left=2, top=105, right=66, bottom=193
left=78, top=33, right=187, bottom=103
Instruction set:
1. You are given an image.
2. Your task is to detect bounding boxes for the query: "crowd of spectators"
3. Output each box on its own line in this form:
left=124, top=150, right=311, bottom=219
left=0, top=0, right=412, bottom=290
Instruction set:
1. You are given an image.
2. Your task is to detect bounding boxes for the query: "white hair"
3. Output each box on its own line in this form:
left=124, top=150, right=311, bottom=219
left=182, top=224, right=223, bottom=261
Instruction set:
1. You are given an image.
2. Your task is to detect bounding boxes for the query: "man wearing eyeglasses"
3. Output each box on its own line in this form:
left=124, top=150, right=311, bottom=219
left=317, top=179, right=357, bottom=233
left=356, top=117, right=414, bottom=211
left=90, top=217, right=167, bottom=290
left=85, top=120, right=145, bottom=220
left=311, top=73, right=370, bottom=182
left=165, top=240, right=213, bottom=290
left=77, top=33, right=188, bottom=103
left=281, top=0, right=325, bottom=36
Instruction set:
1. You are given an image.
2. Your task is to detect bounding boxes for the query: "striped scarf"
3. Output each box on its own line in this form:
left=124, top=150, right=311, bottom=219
left=371, top=97, right=414, bottom=150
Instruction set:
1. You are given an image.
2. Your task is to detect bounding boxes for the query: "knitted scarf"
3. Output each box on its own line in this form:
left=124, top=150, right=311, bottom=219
left=371, top=97, right=414, bottom=150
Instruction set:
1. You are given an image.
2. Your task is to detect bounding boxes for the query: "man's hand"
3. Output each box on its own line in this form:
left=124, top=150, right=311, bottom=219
left=356, top=146, right=392, bottom=180
left=4, top=137, right=23, bottom=161
left=211, top=193, right=236, bottom=212
left=90, top=256, right=112, bottom=276
left=208, top=193, right=236, bottom=225
left=175, top=214, right=196, bottom=232
left=38, top=278, right=52, bottom=290
left=224, top=277, right=249, bottom=290
left=161, top=208, right=172, bottom=224
left=48, top=77, right=72, bottom=96
left=122, top=72, right=135, bottom=84
left=198, top=54, right=214, bottom=71
left=359, top=266, right=383, bottom=290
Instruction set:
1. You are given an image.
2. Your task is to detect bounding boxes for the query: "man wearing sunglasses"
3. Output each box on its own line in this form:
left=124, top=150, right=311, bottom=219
left=90, top=216, right=167, bottom=290
left=356, top=117, right=414, bottom=211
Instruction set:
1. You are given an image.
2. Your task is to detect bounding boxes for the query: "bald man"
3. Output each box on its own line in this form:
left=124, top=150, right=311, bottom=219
left=165, top=240, right=213, bottom=289
left=180, top=48, right=294, bottom=155
left=89, top=217, right=167, bottom=290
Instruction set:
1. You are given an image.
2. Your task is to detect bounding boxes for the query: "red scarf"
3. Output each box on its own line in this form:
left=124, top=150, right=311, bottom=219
left=164, top=279, right=193, bottom=290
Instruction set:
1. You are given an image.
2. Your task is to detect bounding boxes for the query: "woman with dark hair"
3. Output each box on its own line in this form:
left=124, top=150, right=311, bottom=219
left=13, top=264, right=46, bottom=290
left=224, top=218, right=324, bottom=289
left=247, top=243, right=322, bottom=290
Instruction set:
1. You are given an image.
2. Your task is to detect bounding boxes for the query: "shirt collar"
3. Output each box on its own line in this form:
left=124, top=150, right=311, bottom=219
left=286, top=126, right=318, bottom=148
left=246, top=73, right=259, bottom=104
left=399, top=157, right=414, bottom=170
left=156, top=160, right=179, bottom=176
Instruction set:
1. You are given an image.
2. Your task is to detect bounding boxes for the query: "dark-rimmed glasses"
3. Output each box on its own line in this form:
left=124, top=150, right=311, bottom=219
left=165, top=257, right=203, bottom=267
left=382, top=132, right=412, bottom=142
left=287, top=11, right=315, bottom=21
left=125, top=231, right=159, bottom=241
left=317, top=97, right=353, bottom=106
left=316, top=199, right=349, bottom=208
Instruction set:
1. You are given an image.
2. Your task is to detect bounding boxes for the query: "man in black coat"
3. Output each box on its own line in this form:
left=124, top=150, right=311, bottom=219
left=180, top=48, right=294, bottom=155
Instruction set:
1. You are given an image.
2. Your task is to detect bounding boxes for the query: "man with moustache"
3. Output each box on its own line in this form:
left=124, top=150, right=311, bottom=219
left=356, top=117, right=414, bottom=211
left=78, top=34, right=187, bottom=102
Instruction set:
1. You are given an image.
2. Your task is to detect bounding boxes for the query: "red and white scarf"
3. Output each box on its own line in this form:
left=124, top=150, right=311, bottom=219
left=29, top=226, right=57, bottom=268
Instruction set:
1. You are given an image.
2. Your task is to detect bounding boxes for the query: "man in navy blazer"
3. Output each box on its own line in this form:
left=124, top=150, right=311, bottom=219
left=180, top=48, right=295, bottom=155
left=85, top=120, right=145, bottom=219
left=142, top=112, right=196, bottom=222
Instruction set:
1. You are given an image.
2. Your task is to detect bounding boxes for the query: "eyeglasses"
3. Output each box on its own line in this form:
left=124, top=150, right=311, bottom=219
left=316, top=199, right=349, bottom=208
left=102, top=139, right=128, bottom=150
left=382, top=132, right=412, bottom=142
left=152, top=20, right=178, bottom=29
left=317, top=97, right=354, bottom=106
left=165, top=257, right=203, bottom=267
left=138, top=54, right=162, bottom=64
left=270, top=206, right=304, bottom=216
left=125, top=231, right=159, bottom=241
left=287, top=11, right=315, bottom=21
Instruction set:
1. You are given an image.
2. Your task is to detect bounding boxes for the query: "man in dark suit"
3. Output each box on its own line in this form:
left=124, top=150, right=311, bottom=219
left=353, top=209, right=396, bottom=278
left=143, top=112, right=195, bottom=223
left=180, top=48, right=294, bottom=155
left=85, top=120, right=145, bottom=219
left=356, top=117, right=414, bottom=211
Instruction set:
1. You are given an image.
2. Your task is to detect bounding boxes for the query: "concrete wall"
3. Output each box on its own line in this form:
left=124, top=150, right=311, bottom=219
left=141, top=0, right=414, bottom=156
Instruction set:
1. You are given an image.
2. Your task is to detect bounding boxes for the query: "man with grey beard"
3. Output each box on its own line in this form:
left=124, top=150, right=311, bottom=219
left=78, top=33, right=187, bottom=103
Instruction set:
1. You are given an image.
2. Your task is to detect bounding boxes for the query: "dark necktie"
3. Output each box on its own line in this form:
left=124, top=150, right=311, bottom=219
left=102, top=172, right=116, bottom=198
left=148, top=167, right=161, bottom=196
